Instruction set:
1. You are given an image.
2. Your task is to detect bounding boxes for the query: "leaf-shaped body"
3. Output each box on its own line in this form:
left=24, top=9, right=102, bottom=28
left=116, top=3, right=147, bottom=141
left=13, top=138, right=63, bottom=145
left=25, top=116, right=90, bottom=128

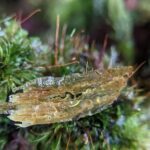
left=2, top=66, right=133, bottom=127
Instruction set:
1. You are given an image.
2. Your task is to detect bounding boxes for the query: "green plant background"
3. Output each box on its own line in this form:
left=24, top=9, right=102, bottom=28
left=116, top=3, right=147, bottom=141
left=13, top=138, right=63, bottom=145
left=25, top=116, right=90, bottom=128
left=0, top=0, right=150, bottom=149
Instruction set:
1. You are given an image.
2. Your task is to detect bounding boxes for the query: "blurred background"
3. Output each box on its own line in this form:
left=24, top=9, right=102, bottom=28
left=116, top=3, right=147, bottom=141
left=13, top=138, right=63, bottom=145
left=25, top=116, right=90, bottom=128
left=0, top=0, right=149, bottom=66
left=0, top=0, right=150, bottom=149
left=1, top=0, right=149, bottom=87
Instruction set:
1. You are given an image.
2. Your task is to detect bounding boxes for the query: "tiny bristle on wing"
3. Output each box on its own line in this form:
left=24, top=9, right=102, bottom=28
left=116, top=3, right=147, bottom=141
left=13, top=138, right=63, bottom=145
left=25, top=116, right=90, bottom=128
left=7, top=66, right=133, bottom=127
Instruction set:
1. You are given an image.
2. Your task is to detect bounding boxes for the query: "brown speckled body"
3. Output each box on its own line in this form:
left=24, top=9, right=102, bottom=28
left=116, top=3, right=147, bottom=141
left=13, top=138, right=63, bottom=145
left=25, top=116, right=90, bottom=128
left=0, top=66, right=133, bottom=127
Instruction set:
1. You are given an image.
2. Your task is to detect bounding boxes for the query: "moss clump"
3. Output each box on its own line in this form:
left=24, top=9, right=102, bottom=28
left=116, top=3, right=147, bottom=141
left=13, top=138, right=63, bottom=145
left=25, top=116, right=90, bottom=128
left=0, top=18, right=41, bottom=101
left=0, top=18, right=148, bottom=150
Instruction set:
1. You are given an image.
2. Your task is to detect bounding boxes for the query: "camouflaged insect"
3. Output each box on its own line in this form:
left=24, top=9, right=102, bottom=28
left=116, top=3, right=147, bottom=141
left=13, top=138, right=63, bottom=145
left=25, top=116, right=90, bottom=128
left=0, top=66, right=133, bottom=127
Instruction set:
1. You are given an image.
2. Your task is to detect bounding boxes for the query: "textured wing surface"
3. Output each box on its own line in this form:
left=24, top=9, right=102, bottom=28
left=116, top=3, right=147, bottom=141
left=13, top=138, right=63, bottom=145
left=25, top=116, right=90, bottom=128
left=6, top=66, right=133, bottom=127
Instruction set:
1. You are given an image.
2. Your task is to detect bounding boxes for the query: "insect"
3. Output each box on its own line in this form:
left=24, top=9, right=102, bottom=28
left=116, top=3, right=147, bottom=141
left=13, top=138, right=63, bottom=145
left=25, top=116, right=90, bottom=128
left=0, top=66, right=133, bottom=127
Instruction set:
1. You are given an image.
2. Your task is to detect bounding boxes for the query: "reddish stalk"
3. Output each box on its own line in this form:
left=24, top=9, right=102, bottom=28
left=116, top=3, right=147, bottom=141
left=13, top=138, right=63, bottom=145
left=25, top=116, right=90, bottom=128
left=36, top=60, right=79, bottom=72
left=55, top=15, right=60, bottom=65
left=20, top=9, right=41, bottom=24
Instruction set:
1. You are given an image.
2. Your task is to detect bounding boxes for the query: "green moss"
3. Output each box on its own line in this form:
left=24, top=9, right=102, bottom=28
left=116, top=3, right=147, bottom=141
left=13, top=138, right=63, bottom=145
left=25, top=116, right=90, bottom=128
left=0, top=18, right=148, bottom=150
left=0, top=18, right=41, bottom=101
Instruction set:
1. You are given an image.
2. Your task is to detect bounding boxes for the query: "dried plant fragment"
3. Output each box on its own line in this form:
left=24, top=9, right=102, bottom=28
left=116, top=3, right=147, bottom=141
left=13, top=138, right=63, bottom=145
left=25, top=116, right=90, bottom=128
left=0, top=66, right=133, bottom=127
